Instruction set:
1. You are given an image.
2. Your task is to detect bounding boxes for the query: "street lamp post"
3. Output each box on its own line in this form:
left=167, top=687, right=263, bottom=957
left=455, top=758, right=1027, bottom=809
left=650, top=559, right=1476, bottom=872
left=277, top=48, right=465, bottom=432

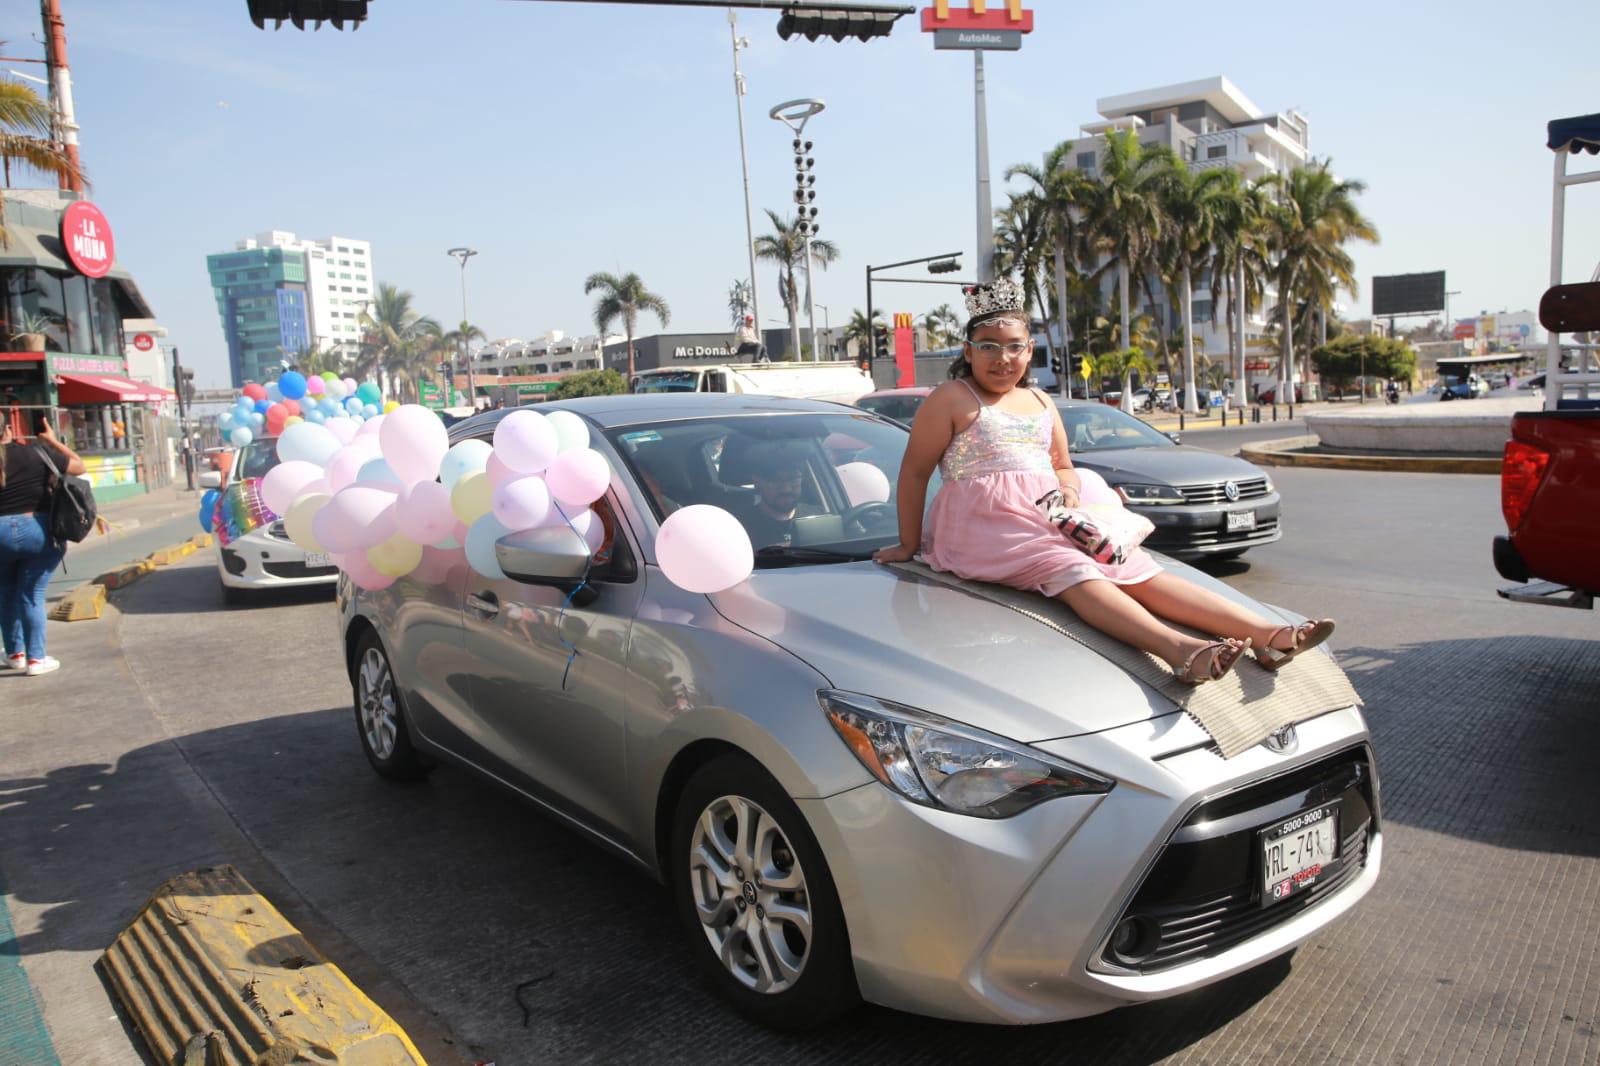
left=728, top=12, right=762, bottom=349
left=815, top=303, right=833, bottom=359
left=770, top=98, right=825, bottom=362
left=447, top=247, right=478, bottom=407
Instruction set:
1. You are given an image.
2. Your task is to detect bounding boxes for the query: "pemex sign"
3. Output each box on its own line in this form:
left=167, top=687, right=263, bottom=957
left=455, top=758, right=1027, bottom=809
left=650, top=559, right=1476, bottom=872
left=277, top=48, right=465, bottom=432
left=922, top=1, right=1034, bottom=50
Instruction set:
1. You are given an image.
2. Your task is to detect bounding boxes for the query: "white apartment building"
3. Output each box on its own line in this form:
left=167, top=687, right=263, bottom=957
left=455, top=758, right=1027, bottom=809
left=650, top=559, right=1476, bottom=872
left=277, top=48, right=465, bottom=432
left=474, top=331, right=616, bottom=377
left=234, top=230, right=375, bottom=359
left=1064, top=77, right=1312, bottom=382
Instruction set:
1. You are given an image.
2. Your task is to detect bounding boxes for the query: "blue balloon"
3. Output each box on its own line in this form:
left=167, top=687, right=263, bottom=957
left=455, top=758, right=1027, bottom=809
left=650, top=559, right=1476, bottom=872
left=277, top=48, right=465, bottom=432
left=319, top=397, right=340, bottom=416
left=363, top=404, right=379, bottom=418
left=356, top=458, right=403, bottom=489
left=250, top=412, right=265, bottom=428
left=305, top=409, right=326, bottom=425
left=278, top=371, right=308, bottom=400
left=265, top=383, right=282, bottom=402
left=218, top=410, right=236, bottom=430
left=198, top=501, right=214, bottom=533
left=344, top=396, right=363, bottom=414
left=254, top=399, right=270, bottom=414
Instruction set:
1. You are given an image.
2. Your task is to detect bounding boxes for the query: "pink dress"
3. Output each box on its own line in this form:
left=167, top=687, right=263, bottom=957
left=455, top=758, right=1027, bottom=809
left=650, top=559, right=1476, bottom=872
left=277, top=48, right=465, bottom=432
left=921, top=382, right=1161, bottom=596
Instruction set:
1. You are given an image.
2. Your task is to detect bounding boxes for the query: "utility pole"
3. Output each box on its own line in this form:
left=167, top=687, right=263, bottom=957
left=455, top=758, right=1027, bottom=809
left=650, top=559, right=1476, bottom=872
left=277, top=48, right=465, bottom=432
left=448, top=247, right=478, bottom=407
left=171, top=347, right=195, bottom=491
left=40, top=0, right=83, bottom=192
left=729, top=11, right=761, bottom=350
left=973, top=50, right=994, bottom=283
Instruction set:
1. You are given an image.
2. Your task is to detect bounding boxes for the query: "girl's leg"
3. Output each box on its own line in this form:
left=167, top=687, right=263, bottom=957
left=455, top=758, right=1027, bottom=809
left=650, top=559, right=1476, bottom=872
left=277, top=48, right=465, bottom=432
left=1122, top=572, right=1291, bottom=649
left=1059, top=578, right=1214, bottom=669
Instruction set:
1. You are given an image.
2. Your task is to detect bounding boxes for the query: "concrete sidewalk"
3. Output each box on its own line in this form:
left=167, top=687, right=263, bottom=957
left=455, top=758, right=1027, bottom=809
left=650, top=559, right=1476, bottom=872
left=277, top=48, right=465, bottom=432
left=48, top=482, right=210, bottom=602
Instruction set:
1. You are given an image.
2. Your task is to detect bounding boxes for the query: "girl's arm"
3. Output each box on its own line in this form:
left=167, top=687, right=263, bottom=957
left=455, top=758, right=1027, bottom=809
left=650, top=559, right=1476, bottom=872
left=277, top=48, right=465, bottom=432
left=1043, top=393, right=1081, bottom=506
left=873, top=385, right=959, bottom=563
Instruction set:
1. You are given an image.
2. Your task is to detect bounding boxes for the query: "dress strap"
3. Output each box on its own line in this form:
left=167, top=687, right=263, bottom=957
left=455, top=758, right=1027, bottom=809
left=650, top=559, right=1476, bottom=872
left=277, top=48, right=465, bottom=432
left=955, top=378, right=986, bottom=405
left=1028, top=387, right=1051, bottom=412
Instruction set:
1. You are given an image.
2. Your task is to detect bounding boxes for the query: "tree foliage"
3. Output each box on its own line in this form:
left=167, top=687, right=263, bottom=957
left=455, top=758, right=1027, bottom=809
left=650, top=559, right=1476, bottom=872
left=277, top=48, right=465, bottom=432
left=549, top=369, right=627, bottom=401
left=1310, top=334, right=1415, bottom=387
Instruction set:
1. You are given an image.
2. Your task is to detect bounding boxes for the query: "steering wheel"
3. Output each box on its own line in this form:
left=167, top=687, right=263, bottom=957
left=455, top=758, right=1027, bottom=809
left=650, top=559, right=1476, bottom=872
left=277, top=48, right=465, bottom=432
left=844, top=501, right=897, bottom=536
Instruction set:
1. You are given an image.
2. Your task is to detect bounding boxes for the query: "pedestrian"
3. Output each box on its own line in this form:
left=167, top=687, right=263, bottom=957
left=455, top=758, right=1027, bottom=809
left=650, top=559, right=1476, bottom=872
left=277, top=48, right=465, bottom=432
left=872, top=279, right=1335, bottom=684
left=1, top=414, right=87, bottom=676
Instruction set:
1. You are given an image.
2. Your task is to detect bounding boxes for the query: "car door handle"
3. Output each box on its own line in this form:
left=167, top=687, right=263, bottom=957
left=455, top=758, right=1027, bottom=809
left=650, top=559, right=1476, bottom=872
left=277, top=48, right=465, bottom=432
left=467, top=591, right=499, bottom=617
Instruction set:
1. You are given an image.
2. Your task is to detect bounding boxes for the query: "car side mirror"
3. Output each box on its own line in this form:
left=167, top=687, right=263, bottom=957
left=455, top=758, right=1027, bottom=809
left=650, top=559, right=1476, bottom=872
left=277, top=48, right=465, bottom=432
left=198, top=471, right=223, bottom=489
left=1166, top=432, right=1181, bottom=445
left=496, top=526, right=600, bottom=606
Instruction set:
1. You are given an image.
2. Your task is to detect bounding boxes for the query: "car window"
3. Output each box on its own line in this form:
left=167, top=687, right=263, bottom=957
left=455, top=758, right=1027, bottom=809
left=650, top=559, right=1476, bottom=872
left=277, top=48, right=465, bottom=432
left=608, top=412, right=911, bottom=555
left=1055, top=405, right=1175, bottom=452
left=236, top=438, right=281, bottom=480
left=633, top=371, right=701, bottom=394
left=857, top=395, right=925, bottom=425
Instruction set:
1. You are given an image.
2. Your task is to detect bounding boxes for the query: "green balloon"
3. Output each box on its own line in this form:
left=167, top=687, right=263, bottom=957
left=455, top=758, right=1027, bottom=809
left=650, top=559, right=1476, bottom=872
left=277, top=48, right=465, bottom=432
left=356, top=382, right=382, bottom=405
left=320, top=372, right=339, bottom=382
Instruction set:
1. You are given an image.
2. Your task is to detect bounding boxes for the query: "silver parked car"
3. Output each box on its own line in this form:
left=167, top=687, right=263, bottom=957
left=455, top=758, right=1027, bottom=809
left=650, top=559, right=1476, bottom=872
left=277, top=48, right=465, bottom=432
left=338, top=395, right=1380, bottom=1029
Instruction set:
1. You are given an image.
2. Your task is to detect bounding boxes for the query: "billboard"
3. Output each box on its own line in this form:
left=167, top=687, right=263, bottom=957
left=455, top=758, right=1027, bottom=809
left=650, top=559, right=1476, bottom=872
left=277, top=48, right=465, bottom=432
left=1373, top=271, right=1446, bottom=317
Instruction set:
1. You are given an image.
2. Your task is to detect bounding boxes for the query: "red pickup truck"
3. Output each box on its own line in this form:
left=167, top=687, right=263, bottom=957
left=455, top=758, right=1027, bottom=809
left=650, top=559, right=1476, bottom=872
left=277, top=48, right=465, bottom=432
left=1492, top=113, right=1600, bottom=612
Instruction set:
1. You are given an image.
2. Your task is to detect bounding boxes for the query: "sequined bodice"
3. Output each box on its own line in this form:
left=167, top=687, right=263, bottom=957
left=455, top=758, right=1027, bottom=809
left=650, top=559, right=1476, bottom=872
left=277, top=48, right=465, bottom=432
left=939, top=392, right=1054, bottom=481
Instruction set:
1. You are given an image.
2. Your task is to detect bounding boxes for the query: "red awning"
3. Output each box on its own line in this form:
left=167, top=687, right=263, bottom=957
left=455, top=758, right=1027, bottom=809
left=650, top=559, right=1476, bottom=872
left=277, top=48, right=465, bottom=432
left=55, top=372, right=175, bottom=405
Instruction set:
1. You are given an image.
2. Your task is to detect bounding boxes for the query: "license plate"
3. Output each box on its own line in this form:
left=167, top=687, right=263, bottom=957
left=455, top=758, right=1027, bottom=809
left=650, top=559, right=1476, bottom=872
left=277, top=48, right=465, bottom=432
left=1260, top=803, right=1338, bottom=907
left=305, top=552, right=332, bottom=569
left=1226, top=510, right=1257, bottom=531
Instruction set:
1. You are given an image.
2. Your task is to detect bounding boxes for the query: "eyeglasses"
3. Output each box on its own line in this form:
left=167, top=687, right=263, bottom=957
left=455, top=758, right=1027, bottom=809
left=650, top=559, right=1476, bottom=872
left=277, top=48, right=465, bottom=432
left=969, top=341, right=1031, bottom=357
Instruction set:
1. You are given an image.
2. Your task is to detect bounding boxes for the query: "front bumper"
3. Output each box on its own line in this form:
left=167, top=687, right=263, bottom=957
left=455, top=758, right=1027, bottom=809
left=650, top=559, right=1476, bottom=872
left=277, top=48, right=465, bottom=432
left=803, top=704, right=1379, bottom=1024
left=1138, top=493, right=1283, bottom=557
left=217, top=523, right=339, bottom=590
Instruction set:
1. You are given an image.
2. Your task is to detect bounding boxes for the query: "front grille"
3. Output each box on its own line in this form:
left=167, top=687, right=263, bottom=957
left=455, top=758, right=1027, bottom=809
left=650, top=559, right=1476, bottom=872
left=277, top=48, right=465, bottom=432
left=1101, top=747, right=1375, bottom=974
left=1149, top=517, right=1280, bottom=551
left=1176, top=477, right=1270, bottom=505
left=263, top=560, right=338, bottom=579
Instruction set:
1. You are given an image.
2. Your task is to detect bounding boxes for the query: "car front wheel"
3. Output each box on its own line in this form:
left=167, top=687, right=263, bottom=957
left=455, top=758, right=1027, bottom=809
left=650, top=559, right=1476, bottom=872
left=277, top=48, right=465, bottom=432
left=352, top=631, right=432, bottom=781
left=671, top=753, right=858, bottom=1030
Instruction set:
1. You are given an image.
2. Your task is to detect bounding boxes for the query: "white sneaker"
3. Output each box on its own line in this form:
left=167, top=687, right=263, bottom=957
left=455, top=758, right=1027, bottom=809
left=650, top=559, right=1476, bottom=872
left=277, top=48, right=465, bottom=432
left=25, top=657, right=60, bottom=677
left=2, top=654, right=23, bottom=670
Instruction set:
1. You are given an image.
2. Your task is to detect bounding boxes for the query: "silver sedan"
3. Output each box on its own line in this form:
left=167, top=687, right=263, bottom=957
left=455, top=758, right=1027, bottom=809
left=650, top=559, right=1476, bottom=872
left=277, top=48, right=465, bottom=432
left=337, top=394, right=1381, bottom=1029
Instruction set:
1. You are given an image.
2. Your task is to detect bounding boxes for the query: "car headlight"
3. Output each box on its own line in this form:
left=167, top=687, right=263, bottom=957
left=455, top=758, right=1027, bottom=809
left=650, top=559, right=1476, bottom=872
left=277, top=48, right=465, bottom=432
left=818, top=690, right=1113, bottom=819
left=1115, top=482, right=1185, bottom=506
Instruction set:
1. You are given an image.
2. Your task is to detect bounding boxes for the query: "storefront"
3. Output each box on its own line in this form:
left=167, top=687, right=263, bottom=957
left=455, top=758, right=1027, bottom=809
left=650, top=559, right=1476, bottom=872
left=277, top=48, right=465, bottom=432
left=1, top=190, right=168, bottom=501
left=601, top=328, right=797, bottom=374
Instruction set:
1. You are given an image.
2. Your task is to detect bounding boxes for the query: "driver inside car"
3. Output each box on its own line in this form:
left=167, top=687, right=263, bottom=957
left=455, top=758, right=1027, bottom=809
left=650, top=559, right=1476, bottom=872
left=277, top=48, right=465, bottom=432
left=734, top=442, right=823, bottom=549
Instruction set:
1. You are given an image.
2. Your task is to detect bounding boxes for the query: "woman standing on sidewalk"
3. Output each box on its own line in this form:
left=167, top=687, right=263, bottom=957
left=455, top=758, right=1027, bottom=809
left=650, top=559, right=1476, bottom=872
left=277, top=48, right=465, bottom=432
left=0, top=415, right=86, bottom=676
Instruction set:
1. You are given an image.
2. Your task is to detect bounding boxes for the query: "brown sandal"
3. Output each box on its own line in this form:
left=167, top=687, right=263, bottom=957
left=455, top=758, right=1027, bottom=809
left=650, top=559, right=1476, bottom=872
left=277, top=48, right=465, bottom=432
left=1176, top=637, right=1250, bottom=685
left=1255, top=620, right=1336, bottom=672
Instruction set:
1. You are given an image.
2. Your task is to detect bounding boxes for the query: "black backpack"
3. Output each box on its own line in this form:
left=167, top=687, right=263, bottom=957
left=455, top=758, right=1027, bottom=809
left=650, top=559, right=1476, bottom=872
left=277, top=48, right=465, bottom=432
left=33, top=444, right=98, bottom=543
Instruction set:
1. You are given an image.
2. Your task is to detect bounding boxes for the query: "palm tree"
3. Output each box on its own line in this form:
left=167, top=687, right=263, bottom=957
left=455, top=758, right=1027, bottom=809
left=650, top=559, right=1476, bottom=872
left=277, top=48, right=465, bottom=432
left=922, top=303, right=963, bottom=349
left=727, top=279, right=754, bottom=334
left=1208, top=172, right=1273, bottom=404
left=1006, top=140, right=1095, bottom=371
left=993, top=195, right=1058, bottom=372
left=438, top=319, right=485, bottom=396
left=1081, top=130, right=1175, bottom=355
left=0, top=75, right=88, bottom=244
left=1158, top=161, right=1233, bottom=411
left=583, top=271, right=670, bottom=387
left=1091, top=347, right=1156, bottom=408
left=753, top=209, right=839, bottom=361
left=843, top=308, right=884, bottom=361
left=358, top=282, right=440, bottom=402
left=1262, top=164, right=1378, bottom=394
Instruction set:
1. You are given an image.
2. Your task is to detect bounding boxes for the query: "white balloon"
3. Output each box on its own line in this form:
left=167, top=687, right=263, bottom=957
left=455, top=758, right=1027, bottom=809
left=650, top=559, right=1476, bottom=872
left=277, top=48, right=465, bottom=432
left=546, top=410, right=590, bottom=453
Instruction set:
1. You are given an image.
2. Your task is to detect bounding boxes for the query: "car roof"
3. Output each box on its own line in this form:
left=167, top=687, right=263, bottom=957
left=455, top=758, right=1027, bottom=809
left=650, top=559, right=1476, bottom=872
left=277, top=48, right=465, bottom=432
left=446, top=393, right=868, bottom=440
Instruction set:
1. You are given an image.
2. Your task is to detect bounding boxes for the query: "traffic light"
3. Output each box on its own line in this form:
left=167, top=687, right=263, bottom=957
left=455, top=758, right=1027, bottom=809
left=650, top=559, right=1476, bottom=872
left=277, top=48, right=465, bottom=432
left=873, top=322, right=890, bottom=359
left=928, top=257, right=961, bottom=275
left=247, top=0, right=369, bottom=30
left=176, top=366, right=195, bottom=405
left=776, top=8, right=901, bottom=42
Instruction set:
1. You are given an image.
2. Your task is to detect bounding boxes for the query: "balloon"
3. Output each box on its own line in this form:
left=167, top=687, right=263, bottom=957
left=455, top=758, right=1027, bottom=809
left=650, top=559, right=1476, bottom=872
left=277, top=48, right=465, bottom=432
left=367, top=531, right=423, bottom=578
left=584, top=512, right=607, bottom=554
left=492, top=476, right=551, bottom=531
left=356, top=413, right=385, bottom=437
left=219, top=410, right=237, bottom=431
left=281, top=398, right=301, bottom=417
left=311, top=502, right=360, bottom=554
left=342, top=377, right=359, bottom=396
left=230, top=426, right=254, bottom=447
left=357, top=457, right=404, bottom=490
left=1076, top=468, right=1120, bottom=507
left=326, top=377, right=347, bottom=399
left=254, top=399, right=271, bottom=415
left=305, top=409, right=326, bottom=425
left=325, top=417, right=358, bottom=445
left=356, top=382, right=382, bottom=405
left=249, top=412, right=265, bottom=428
left=266, top=383, right=283, bottom=404
left=266, top=401, right=288, bottom=425
left=494, top=410, right=559, bottom=475
left=305, top=375, right=325, bottom=397
left=379, top=405, right=449, bottom=485
left=485, top=451, right=520, bottom=489
left=283, top=492, right=331, bottom=551
left=278, top=371, right=308, bottom=400
left=546, top=410, right=589, bottom=453
left=283, top=416, right=304, bottom=427
left=344, top=396, right=364, bottom=414
left=837, top=462, right=892, bottom=507
left=383, top=400, right=400, bottom=414
left=325, top=439, right=383, bottom=494
left=343, top=551, right=396, bottom=591
left=450, top=471, right=494, bottom=525
left=395, top=480, right=457, bottom=545
left=464, top=515, right=511, bottom=579
left=439, top=439, right=493, bottom=490
left=320, top=371, right=339, bottom=383
left=434, top=521, right=469, bottom=550
left=656, top=505, right=754, bottom=594
left=260, top=460, right=326, bottom=516
left=242, top=383, right=267, bottom=401
left=544, top=448, right=610, bottom=508
left=319, top=397, right=341, bottom=417
left=363, top=404, right=379, bottom=418
left=198, top=498, right=215, bottom=533
left=326, top=485, right=399, bottom=550
left=277, top=422, right=341, bottom=467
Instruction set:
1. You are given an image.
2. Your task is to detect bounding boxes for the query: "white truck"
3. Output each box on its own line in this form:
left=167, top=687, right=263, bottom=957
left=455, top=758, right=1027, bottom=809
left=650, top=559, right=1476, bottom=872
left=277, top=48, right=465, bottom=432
left=632, top=361, right=874, bottom=405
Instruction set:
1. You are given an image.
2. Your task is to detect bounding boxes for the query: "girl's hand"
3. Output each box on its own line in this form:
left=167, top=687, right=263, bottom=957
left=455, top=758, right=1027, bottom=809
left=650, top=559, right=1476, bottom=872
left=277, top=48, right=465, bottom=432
left=872, top=543, right=917, bottom=565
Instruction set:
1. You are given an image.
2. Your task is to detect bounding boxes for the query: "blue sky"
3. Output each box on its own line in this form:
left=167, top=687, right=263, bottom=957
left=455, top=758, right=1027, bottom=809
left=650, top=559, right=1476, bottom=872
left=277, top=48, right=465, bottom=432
left=4, top=0, right=1595, bottom=388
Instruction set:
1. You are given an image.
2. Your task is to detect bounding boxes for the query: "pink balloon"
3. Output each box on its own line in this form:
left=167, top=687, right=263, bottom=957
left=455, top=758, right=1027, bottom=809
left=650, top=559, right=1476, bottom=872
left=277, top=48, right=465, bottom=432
left=356, top=413, right=386, bottom=438
left=395, top=480, right=457, bottom=545
left=312, top=505, right=360, bottom=554
left=656, top=505, right=753, bottom=594
left=485, top=451, right=519, bottom=489
left=342, top=551, right=395, bottom=591
left=492, top=476, right=552, bottom=531
left=324, top=418, right=358, bottom=445
left=325, top=439, right=383, bottom=494
left=305, top=375, right=325, bottom=396
left=836, top=462, right=892, bottom=508
left=434, top=521, right=470, bottom=550
left=342, top=377, right=359, bottom=395
left=544, top=448, right=610, bottom=508
left=493, top=409, right=559, bottom=475
left=327, top=485, right=398, bottom=550
left=380, top=404, right=449, bottom=485
left=261, top=460, right=327, bottom=516
left=584, top=512, right=606, bottom=554
left=1077, top=468, right=1121, bottom=507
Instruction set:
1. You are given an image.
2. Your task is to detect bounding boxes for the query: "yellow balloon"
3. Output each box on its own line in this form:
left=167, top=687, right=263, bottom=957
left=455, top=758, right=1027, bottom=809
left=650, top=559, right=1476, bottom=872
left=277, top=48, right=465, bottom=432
left=451, top=470, right=493, bottom=525
left=367, top=531, right=423, bottom=578
left=383, top=400, right=401, bottom=414
left=284, top=415, right=304, bottom=426
left=283, top=493, right=330, bottom=552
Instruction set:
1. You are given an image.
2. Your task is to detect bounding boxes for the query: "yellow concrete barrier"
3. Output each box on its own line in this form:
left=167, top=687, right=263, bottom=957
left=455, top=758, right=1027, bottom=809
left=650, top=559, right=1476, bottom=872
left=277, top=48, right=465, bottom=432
left=100, top=865, right=426, bottom=1066
left=49, top=582, right=105, bottom=622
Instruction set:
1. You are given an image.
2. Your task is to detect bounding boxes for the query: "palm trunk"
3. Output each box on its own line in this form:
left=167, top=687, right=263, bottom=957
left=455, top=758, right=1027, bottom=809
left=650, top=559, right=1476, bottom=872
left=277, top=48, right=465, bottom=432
left=1234, top=258, right=1247, bottom=406
left=626, top=331, right=636, bottom=392
left=1053, top=240, right=1070, bottom=396
left=787, top=267, right=802, bottom=363
left=1118, top=260, right=1131, bottom=355
left=1181, top=263, right=1198, bottom=413
left=1280, top=265, right=1295, bottom=398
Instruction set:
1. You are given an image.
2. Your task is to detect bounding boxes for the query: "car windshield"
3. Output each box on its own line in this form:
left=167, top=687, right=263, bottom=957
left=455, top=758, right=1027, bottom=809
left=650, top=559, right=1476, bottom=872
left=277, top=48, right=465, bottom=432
left=1055, top=403, right=1175, bottom=452
left=606, top=412, right=918, bottom=560
left=634, top=371, right=701, bottom=394
left=236, top=438, right=281, bottom=480
left=855, top=394, right=926, bottom=425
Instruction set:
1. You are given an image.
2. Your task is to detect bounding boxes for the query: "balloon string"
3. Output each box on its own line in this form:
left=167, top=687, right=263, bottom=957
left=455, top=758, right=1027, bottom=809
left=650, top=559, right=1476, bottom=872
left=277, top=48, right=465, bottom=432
left=551, top=500, right=595, bottom=692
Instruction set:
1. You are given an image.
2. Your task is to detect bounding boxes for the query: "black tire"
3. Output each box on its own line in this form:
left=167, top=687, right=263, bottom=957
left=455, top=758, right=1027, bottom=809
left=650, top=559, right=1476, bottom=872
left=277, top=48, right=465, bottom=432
left=351, top=630, right=432, bottom=782
left=670, top=753, right=859, bottom=1030
left=221, top=583, right=248, bottom=607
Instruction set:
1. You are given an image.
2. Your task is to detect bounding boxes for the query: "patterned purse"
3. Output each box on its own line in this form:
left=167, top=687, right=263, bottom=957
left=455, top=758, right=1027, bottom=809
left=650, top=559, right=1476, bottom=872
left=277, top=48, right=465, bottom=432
left=1036, top=488, right=1155, bottom=565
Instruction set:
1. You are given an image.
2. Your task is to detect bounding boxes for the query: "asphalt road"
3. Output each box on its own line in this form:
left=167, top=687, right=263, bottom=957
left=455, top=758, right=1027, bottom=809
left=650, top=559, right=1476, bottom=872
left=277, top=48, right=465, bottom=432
left=5, top=461, right=1598, bottom=1064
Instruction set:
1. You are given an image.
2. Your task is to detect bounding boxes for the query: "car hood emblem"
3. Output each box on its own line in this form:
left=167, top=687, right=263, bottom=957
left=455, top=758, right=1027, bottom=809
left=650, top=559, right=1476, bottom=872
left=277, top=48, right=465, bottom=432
left=1224, top=480, right=1240, bottom=501
left=1262, top=724, right=1299, bottom=755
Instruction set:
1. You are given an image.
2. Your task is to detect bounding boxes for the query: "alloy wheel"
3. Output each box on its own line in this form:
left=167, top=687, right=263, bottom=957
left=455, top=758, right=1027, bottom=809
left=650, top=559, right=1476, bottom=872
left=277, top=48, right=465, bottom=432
left=688, top=794, right=813, bottom=994
left=357, top=647, right=398, bottom=760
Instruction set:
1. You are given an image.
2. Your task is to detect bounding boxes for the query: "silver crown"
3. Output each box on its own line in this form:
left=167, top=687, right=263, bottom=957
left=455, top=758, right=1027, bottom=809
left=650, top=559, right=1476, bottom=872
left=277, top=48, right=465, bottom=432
left=963, top=278, right=1026, bottom=320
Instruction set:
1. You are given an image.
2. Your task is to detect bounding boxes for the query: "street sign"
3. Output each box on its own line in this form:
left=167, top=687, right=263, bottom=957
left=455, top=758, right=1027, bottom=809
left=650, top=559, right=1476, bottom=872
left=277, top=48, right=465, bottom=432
left=133, top=334, right=154, bottom=352
left=933, top=28, right=1021, bottom=49
left=419, top=381, right=443, bottom=409
left=1080, top=360, right=1092, bottom=381
left=516, top=382, right=559, bottom=396
left=61, top=200, right=115, bottom=279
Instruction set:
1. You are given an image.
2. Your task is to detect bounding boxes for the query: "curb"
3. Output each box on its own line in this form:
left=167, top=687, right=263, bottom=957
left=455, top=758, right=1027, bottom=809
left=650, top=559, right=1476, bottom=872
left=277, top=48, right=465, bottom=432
left=52, top=533, right=214, bottom=622
left=1241, top=436, right=1503, bottom=474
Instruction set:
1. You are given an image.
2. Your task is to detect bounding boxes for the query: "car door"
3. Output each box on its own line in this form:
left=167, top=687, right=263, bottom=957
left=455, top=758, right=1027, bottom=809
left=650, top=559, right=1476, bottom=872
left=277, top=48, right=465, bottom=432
left=456, top=482, right=644, bottom=838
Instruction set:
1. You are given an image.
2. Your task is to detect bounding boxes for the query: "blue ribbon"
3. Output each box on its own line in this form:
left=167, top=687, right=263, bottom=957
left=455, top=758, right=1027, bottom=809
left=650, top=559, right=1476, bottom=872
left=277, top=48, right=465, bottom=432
left=551, top=501, right=594, bottom=691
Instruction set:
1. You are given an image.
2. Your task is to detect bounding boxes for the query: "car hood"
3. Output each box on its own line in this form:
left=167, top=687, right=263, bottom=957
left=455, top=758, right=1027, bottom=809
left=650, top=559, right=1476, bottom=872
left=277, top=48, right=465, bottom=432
left=1070, top=445, right=1267, bottom=487
left=708, top=558, right=1290, bottom=743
